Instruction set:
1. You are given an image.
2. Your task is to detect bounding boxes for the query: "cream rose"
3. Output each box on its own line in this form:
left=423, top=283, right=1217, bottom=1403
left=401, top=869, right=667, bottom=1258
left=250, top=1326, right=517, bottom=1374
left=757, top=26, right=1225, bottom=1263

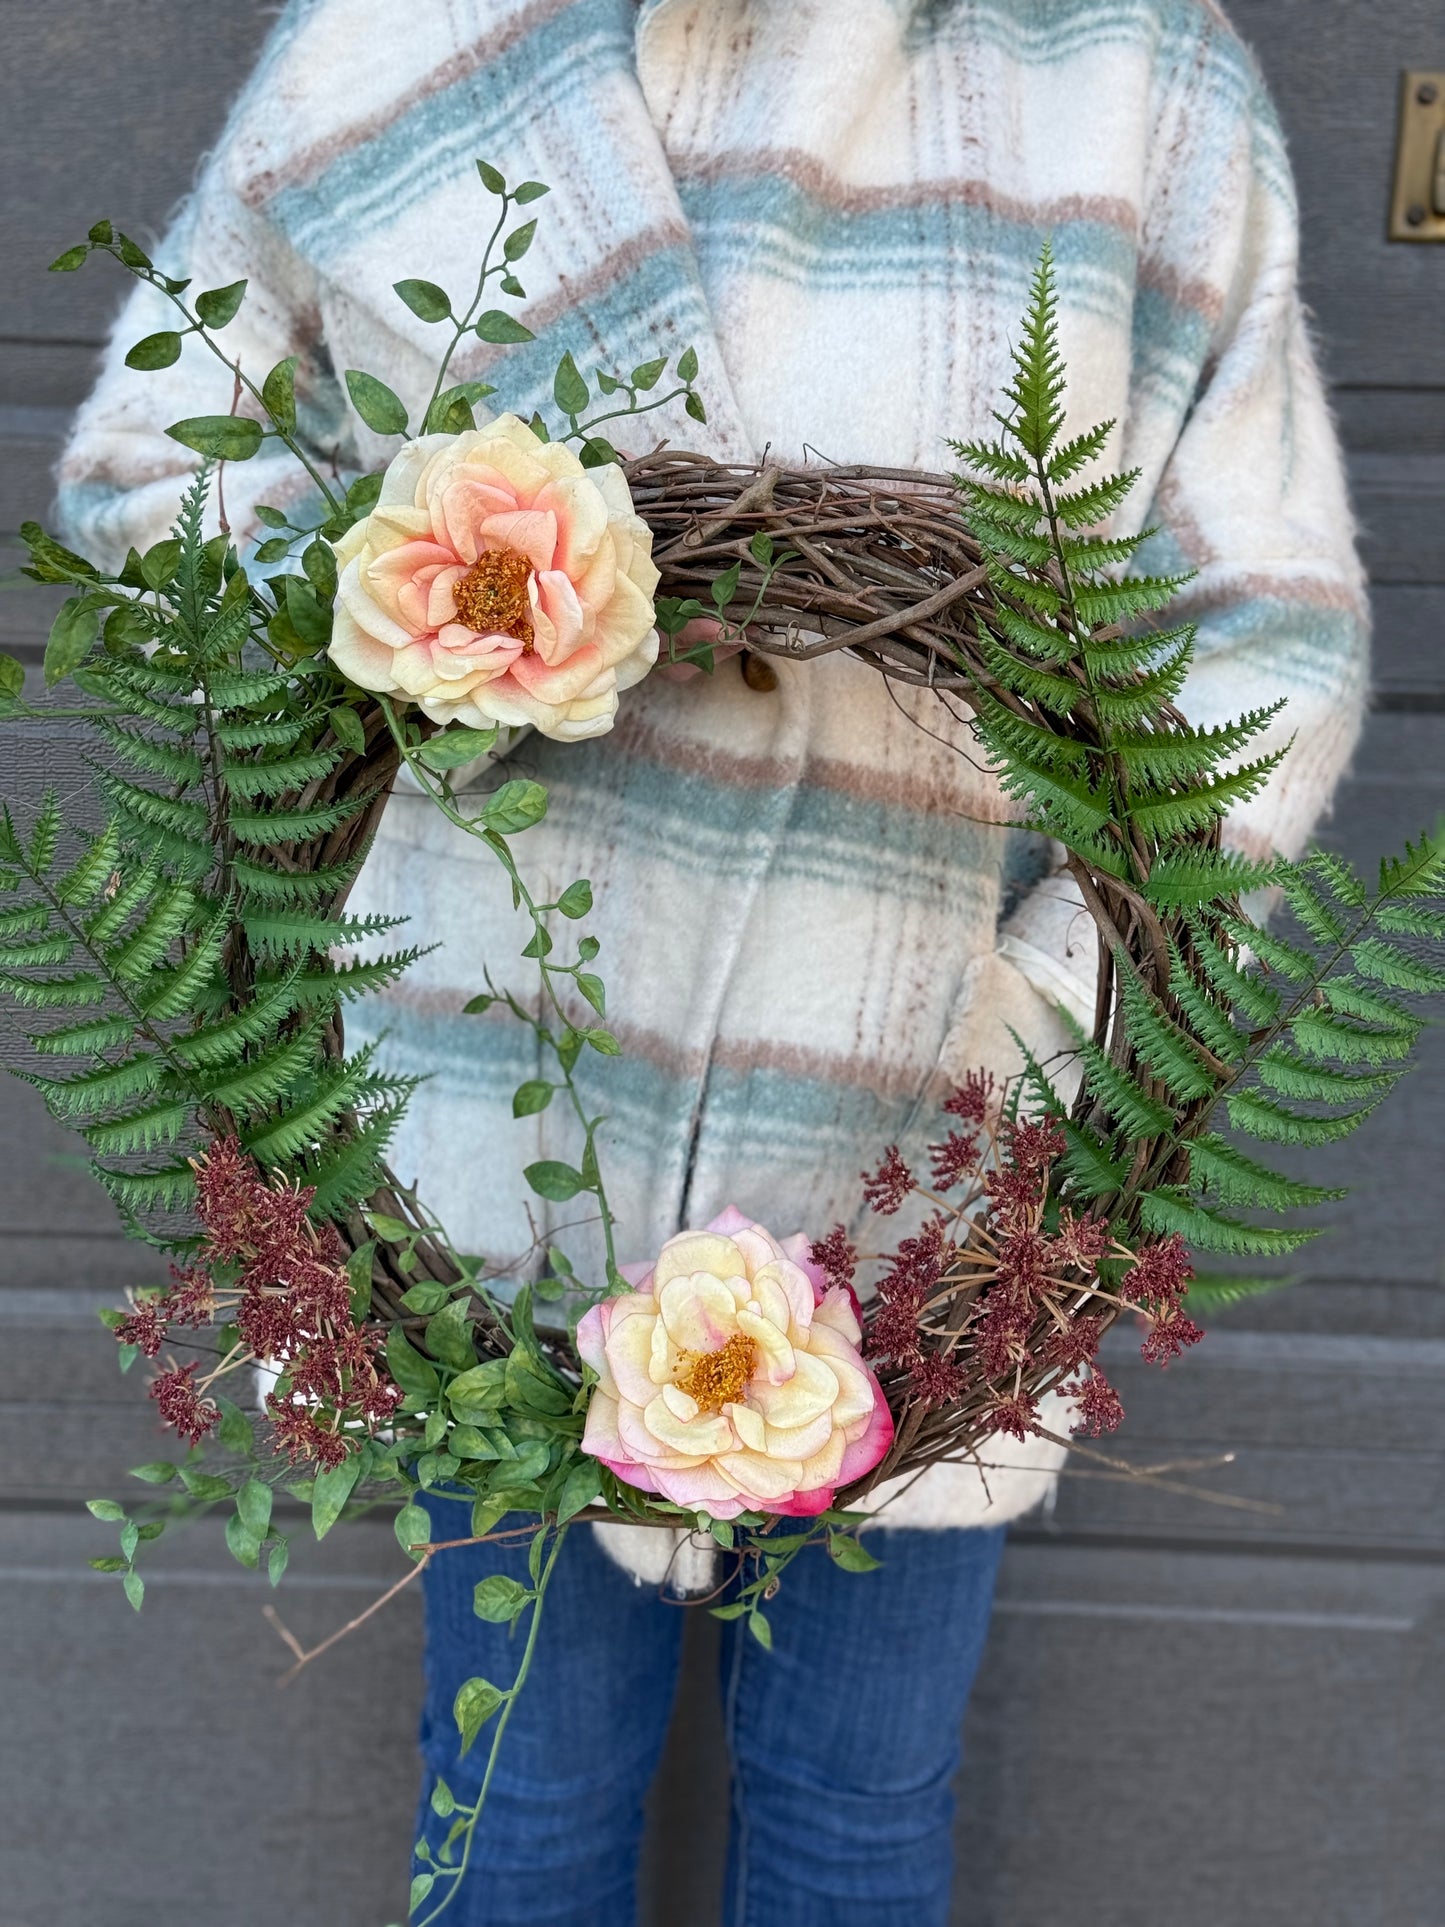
left=327, top=414, right=660, bottom=740
left=577, top=1207, right=895, bottom=1520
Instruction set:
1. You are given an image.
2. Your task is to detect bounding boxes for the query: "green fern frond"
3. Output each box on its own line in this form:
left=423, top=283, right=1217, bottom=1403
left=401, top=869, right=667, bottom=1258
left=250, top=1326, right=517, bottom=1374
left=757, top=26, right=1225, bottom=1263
left=1226, top=1088, right=1379, bottom=1146
left=1057, top=530, right=1146, bottom=572
left=240, top=908, right=407, bottom=961
left=1058, top=1118, right=1129, bottom=1199
left=93, top=723, right=205, bottom=787
left=1167, top=954, right=1244, bottom=1062
left=1307, top=848, right=1367, bottom=910
left=220, top=747, right=342, bottom=800
left=1137, top=1187, right=1318, bottom=1256
left=984, top=599, right=1073, bottom=663
left=203, top=668, right=294, bottom=709
left=1065, top=1014, right=1176, bottom=1137
left=95, top=1159, right=197, bottom=1214
left=29, top=1014, right=138, bottom=1057
left=242, top=1057, right=378, bottom=1164
left=1349, top=938, right=1445, bottom=995
left=1052, top=469, right=1140, bottom=528
left=1044, top=420, right=1114, bottom=484
left=27, top=793, right=62, bottom=876
left=56, top=825, right=122, bottom=906
left=1281, top=872, right=1349, bottom=947
left=291, top=947, right=429, bottom=1005
left=1072, top=572, right=1194, bottom=627
left=0, top=935, right=72, bottom=969
left=1091, top=644, right=1194, bottom=731
left=1127, top=750, right=1286, bottom=838
left=24, top=1053, right=166, bottom=1120
left=105, top=881, right=195, bottom=981
left=197, top=1021, right=328, bottom=1115
left=227, top=850, right=367, bottom=905
left=0, top=905, right=49, bottom=939
left=976, top=630, right=1082, bottom=713
left=0, top=970, right=108, bottom=1009
left=228, top=794, right=371, bottom=846
left=969, top=515, right=1055, bottom=572
left=1374, top=903, right=1445, bottom=939
left=212, top=717, right=308, bottom=752
left=1112, top=710, right=1282, bottom=791
left=1378, top=832, right=1445, bottom=899
left=140, top=910, right=230, bottom=1020
left=1233, top=923, right=1318, bottom=985
left=1183, top=1272, right=1290, bottom=1311
left=84, top=863, right=162, bottom=945
left=94, top=772, right=211, bottom=846
left=1256, top=1046, right=1398, bottom=1104
left=1290, top=1007, right=1416, bottom=1066
left=82, top=1097, right=191, bottom=1156
left=1115, top=965, right=1220, bottom=1101
left=1183, top=918, right=1283, bottom=1026
left=1145, top=849, right=1282, bottom=911
left=169, top=972, right=308, bottom=1067
left=1187, top=1133, right=1344, bottom=1210
left=303, top=1100, right=412, bottom=1216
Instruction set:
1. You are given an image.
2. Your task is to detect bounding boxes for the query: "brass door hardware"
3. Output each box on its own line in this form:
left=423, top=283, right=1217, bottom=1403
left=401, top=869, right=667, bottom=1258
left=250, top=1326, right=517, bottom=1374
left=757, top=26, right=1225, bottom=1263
left=1389, top=71, right=1445, bottom=241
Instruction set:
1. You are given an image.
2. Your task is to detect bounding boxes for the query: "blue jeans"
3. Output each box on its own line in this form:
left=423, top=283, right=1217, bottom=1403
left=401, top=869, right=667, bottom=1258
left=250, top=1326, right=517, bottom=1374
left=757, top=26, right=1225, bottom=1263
left=412, top=1515, right=1005, bottom=1926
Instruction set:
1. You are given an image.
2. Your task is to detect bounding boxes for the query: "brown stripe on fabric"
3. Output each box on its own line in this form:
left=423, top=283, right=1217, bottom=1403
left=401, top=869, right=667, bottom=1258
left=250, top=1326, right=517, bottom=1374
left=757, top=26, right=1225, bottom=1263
left=1171, top=571, right=1370, bottom=622
left=1136, top=254, right=1225, bottom=328
left=239, top=0, right=577, bottom=203
left=607, top=709, right=1007, bottom=819
left=673, top=145, right=1139, bottom=240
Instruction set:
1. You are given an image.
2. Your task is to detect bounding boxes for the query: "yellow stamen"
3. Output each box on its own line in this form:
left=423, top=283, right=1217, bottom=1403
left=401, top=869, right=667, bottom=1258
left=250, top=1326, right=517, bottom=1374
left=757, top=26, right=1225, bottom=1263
left=676, top=1332, right=756, bottom=1413
left=452, top=549, right=534, bottom=648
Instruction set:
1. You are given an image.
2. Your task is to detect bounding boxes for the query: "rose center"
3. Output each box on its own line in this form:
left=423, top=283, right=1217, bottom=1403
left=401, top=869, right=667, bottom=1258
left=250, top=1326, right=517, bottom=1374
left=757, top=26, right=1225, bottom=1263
left=451, top=549, right=534, bottom=648
left=676, top=1332, right=756, bottom=1413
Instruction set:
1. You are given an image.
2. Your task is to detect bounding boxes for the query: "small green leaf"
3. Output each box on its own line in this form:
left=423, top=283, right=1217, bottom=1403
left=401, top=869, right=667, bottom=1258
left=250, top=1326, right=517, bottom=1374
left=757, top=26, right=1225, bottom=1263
left=711, top=561, right=741, bottom=612
left=254, top=537, right=290, bottom=564
left=528, top=411, right=550, bottom=442
left=215, top=1397, right=254, bottom=1454
left=473, top=1573, right=531, bottom=1623
left=141, top=538, right=183, bottom=589
left=44, top=598, right=100, bottom=686
left=261, top=355, right=297, bottom=433
left=195, top=279, right=247, bottom=328
left=748, top=1610, right=773, bottom=1650
left=399, top=1280, right=451, bottom=1314
left=87, top=1498, right=125, bottom=1522
left=49, top=244, right=89, bottom=271
left=482, top=778, right=548, bottom=834
left=90, top=1556, right=129, bottom=1573
left=387, top=1327, right=441, bottom=1400
left=576, top=972, right=605, bottom=1015
left=237, top=1477, right=273, bottom=1540
left=347, top=471, right=384, bottom=517
left=524, top=1159, right=586, bottom=1202
left=128, top=1461, right=177, bottom=1486
left=179, top=1468, right=233, bottom=1502
left=395, top=1500, right=432, bottom=1559
left=268, top=1537, right=290, bottom=1587
left=167, top=415, right=264, bottom=461
left=410, top=1873, right=436, bottom=1912
left=585, top=1027, right=620, bottom=1056
left=557, top=879, right=592, bottom=919
left=631, top=356, right=666, bottom=391
left=513, top=180, right=550, bottom=204
left=512, top=1079, right=553, bottom=1117
left=344, top=368, right=409, bottom=437
left=463, top=993, right=495, bottom=1015
left=684, top=390, right=708, bottom=424
left=311, top=1453, right=364, bottom=1539
left=417, top=725, right=500, bottom=771
left=454, top=1674, right=505, bottom=1754
left=749, top=531, right=775, bottom=568
left=394, top=277, right=452, bottom=323
left=579, top=436, right=619, bottom=469
left=827, top=1532, right=882, bottom=1573
left=476, top=309, right=535, bottom=344
left=555, top=1456, right=602, bottom=1524
left=88, top=219, right=113, bottom=243
left=123, top=1570, right=145, bottom=1612
left=225, top=1510, right=262, bottom=1569
left=124, top=330, right=183, bottom=371
left=553, top=350, right=589, bottom=417
left=329, top=704, right=366, bottom=753
left=0, top=653, right=24, bottom=702
left=426, top=1297, right=478, bottom=1371
left=476, top=160, right=506, bottom=194
left=503, top=220, right=537, bottom=262
left=677, top=345, right=699, bottom=382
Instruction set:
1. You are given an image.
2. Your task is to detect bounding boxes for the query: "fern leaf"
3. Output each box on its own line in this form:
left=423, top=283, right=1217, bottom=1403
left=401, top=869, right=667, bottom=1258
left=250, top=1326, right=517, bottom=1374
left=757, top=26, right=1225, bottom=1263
left=1058, top=529, right=1147, bottom=572
left=0, top=905, right=49, bottom=940
left=1065, top=1014, right=1176, bottom=1137
left=0, top=935, right=73, bottom=969
left=170, top=973, right=307, bottom=1068
left=1289, top=1007, right=1416, bottom=1066
left=1378, top=832, right=1445, bottom=900
left=1052, top=469, right=1140, bottom=528
left=84, top=863, right=161, bottom=946
left=303, top=1101, right=410, bottom=1216
left=228, top=795, right=368, bottom=846
left=1374, top=903, right=1445, bottom=939
left=240, top=908, right=406, bottom=961
left=1091, top=644, right=1194, bottom=731
left=203, top=668, right=294, bottom=709
left=25, top=1053, right=167, bottom=1120
left=1183, top=1272, right=1291, bottom=1311
left=198, top=1021, right=328, bottom=1115
left=1187, top=1133, right=1344, bottom=1209
left=27, top=792, right=62, bottom=876
left=1058, top=1119, right=1129, bottom=1199
left=1044, top=420, right=1114, bottom=485
left=93, top=723, right=205, bottom=787
left=1146, top=850, right=1282, bottom=911
left=29, top=1014, right=138, bottom=1057
left=950, top=437, right=1032, bottom=485
left=213, top=717, right=307, bottom=752
left=56, top=824, right=122, bottom=906
left=106, top=882, right=195, bottom=982
left=1000, top=240, right=1066, bottom=460
left=95, top=1159, right=197, bottom=1213
left=1115, top=965, right=1220, bottom=1101
left=1226, top=1089, right=1379, bottom=1146
left=1307, top=849, right=1367, bottom=910
left=242, top=1060, right=375, bottom=1164
left=1233, top=923, right=1319, bottom=986
left=83, top=1097, right=191, bottom=1155
left=1256, top=1046, right=1398, bottom=1104
left=983, top=599, right=1073, bottom=664
left=977, top=630, right=1082, bottom=714
left=227, top=850, right=367, bottom=906
left=220, top=747, right=341, bottom=800
left=1349, top=938, right=1445, bottom=995
left=1318, top=977, right=1420, bottom=1033
left=1167, top=954, right=1244, bottom=1062
left=1127, top=750, right=1286, bottom=839
left=1138, top=1187, right=1317, bottom=1256
left=1072, top=572, right=1194, bottom=627
left=0, top=970, right=108, bottom=1009
left=95, top=771, right=212, bottom=845
left=1184, top=919, right=1283, bottom=1027
left=140, top=910, right=230, bottom=1021
left=1281, top=872, right=1349, bottom=948
left=1113, top=709, right=1282, bottom=791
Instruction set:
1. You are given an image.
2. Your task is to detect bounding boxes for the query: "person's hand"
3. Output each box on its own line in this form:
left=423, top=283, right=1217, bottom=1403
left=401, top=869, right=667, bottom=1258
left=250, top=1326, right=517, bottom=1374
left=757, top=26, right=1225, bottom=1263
left=655, top=617, right=747, bottom=682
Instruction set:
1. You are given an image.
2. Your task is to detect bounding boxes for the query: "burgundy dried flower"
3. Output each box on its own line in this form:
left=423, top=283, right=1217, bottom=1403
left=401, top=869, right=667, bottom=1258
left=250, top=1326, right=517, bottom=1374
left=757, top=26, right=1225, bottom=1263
left=1004, top=1116, right=1066, bottom=1177
left=975, top=1292, right=1036, bottom=1379
left=988, top=1391, right=1040, bottom=1441
left=1070, top=1371, right=1125, bottom=1435
left=861, top=1145, right=915, bottom=1216
left=943, top=1070, right=997, bottom=1125
left=1119, top=1235, right=1193, bottom=1309
left=266, top=1396, right=352, bottom=1468
left=116, top=1297, right=171, bottom=1358
left=908, top=1351, right=966, bottom=1408
left=149, top=1362, right=219, bottom=1446
left=1053, top=1210, right=1111, bottom=1273
left=993, top=1227, right=1052, bottom=1303
left=929, top=1128, right=981, bottom=1192
left=1043, top=1314, right=1107, bottom=1376
left=1139, top=1307, right=1204, bottom=1367
left=810, top=1225, right=858, bottom=1292
left=867, top=1293, right=925, bottom=1366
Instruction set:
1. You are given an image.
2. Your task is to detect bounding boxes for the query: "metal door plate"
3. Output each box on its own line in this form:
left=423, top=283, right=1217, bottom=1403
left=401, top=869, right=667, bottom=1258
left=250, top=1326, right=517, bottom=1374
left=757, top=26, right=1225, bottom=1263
left=1389, top=70, right=1445, bottom=241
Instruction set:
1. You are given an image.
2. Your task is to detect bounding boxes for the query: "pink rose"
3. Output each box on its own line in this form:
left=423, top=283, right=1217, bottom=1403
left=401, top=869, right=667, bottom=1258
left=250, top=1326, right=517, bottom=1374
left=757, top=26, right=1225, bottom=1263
left=577, top=1207, right=894, bottom=1520
left=328, top=415, right=659, bottom=739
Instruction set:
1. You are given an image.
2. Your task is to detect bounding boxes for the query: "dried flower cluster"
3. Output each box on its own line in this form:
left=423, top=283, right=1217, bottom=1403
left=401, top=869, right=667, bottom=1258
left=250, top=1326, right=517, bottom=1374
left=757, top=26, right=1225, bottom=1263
left=117, top=1137, right=402, bottom=1465
left=815, top=1072, right=1203, bottom=1453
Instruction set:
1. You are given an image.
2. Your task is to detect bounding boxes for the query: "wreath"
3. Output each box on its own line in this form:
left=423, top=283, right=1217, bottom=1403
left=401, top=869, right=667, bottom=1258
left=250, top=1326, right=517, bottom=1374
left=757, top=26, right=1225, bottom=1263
left=7, top=168, right=1441, bottom=1915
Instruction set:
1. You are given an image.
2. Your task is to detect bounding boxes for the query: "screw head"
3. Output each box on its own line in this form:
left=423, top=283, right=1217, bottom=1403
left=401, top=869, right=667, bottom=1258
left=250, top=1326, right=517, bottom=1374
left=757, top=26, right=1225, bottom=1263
left=1417, top=80, right=1439, bottom=105
left=1406, top=202, right=1429, bottom=226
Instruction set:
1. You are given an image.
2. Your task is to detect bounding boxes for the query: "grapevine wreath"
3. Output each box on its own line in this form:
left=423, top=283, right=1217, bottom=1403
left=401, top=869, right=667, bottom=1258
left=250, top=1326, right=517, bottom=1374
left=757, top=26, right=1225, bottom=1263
left=6, top=169, right=1443, bottom=1915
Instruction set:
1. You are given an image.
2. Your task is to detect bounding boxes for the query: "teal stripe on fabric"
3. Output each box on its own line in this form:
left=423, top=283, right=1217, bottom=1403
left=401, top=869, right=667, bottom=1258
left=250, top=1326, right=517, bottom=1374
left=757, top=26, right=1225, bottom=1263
left=903, top=0, right=1250, bottom=72
left=267, top=0, right=637, bottom=263
left=1186, top=601, right=1370, bottom=701
left=679, top=176, right=1137, bottom=323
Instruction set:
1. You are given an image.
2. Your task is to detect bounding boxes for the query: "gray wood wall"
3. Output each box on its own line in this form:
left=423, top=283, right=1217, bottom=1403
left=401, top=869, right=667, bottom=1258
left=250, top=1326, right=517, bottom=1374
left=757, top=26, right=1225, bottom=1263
left=1, top=5, right=1441, bottom=1923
